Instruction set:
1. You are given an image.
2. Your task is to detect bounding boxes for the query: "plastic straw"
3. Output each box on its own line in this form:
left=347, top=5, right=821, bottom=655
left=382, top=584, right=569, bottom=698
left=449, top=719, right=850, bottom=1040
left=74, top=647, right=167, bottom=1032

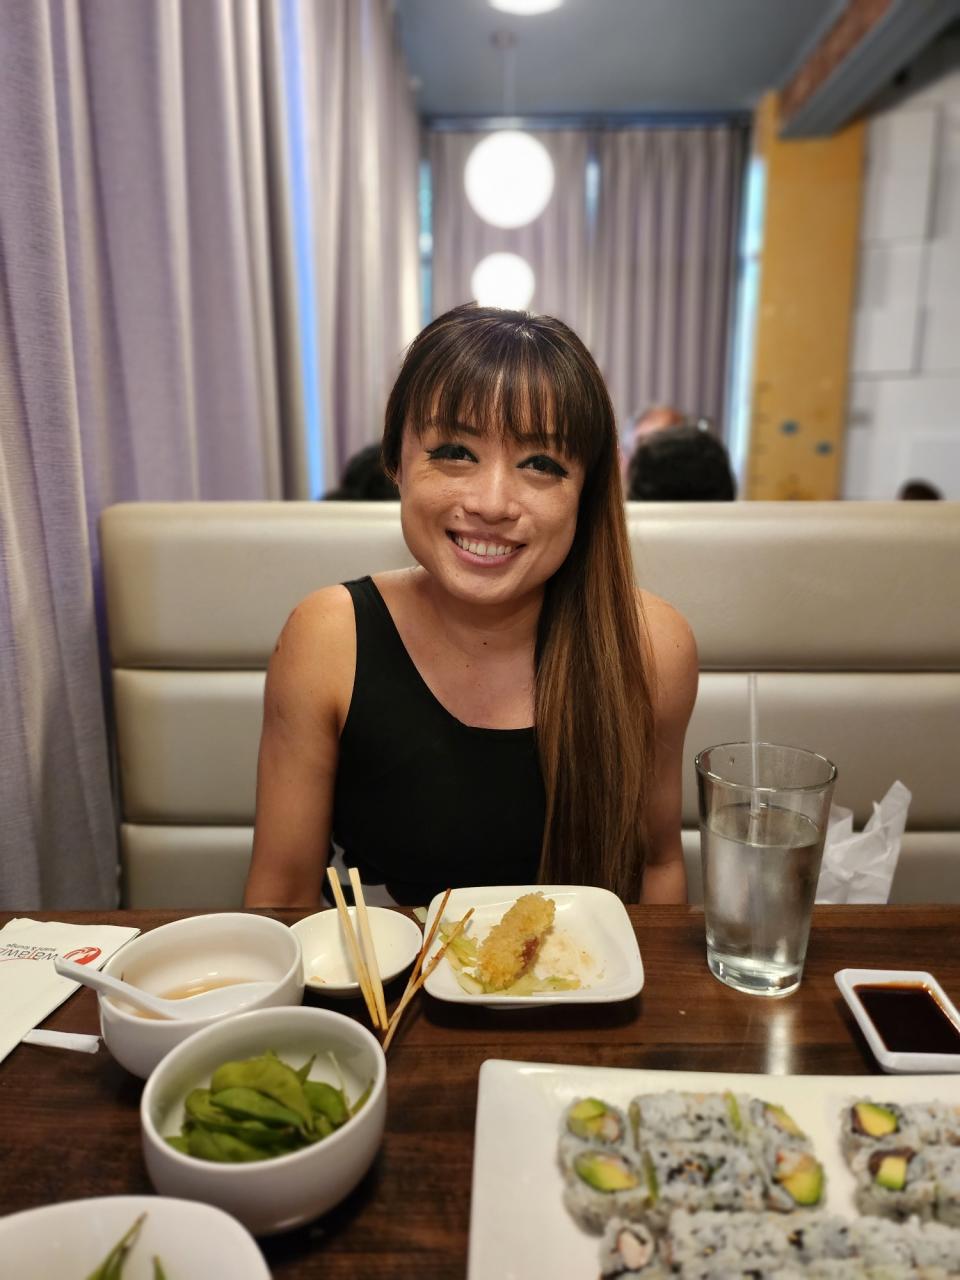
left=747, top=672, right=762, bottom=840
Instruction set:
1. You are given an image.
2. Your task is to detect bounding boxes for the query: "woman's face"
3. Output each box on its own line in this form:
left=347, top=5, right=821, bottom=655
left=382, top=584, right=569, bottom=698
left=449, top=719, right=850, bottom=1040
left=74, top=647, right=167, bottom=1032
left=396, top=415, right=585, bottom=611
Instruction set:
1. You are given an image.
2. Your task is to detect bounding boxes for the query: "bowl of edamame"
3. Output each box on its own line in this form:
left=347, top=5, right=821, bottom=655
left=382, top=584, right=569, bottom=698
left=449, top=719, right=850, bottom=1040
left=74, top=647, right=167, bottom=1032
left=140, top=1005, right=387, bottom=1236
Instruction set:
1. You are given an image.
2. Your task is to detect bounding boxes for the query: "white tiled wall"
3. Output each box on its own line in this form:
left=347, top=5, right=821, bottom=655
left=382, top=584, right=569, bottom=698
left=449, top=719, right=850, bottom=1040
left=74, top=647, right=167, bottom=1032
left=845, top=40, right=960, bottom=499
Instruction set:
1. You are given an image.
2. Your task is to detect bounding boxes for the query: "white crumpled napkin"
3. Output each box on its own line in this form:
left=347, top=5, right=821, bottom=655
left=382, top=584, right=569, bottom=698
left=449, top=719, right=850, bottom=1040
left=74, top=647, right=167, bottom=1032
left=815, top=780, right=912, bottom=904
left=0, top=918, right=140, bottom=1065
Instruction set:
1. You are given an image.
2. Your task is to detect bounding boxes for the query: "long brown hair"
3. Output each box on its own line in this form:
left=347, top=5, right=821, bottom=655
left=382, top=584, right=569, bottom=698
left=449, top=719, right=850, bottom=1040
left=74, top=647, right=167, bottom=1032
left=382, top=304, right=654, bottom=900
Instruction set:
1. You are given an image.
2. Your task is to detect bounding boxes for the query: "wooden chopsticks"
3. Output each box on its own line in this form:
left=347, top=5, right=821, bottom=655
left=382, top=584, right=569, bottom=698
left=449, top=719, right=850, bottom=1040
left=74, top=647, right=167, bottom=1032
left=326, top=867, right=383, bottom=1028
left=383, top=900, right=473, bottom=1052
left=348, top=866, right=387, bottom=1029
left=325, top=872, right=469, bottom=1050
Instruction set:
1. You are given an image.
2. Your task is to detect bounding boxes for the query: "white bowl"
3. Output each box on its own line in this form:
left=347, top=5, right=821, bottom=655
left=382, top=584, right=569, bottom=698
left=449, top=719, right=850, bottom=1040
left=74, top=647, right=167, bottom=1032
left=100, top=913, right=303, bottom=1079
left=291, top=906, right=422, bottom=996
left=0, top=1195, right=269, bottom=1278
left=141, top=1006, right=387, bottom=1236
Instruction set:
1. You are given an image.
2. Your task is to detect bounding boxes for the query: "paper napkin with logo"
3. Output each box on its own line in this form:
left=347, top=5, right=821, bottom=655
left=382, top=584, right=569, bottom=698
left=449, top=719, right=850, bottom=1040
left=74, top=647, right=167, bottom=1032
left=0, top=918, right=140, bottom=1065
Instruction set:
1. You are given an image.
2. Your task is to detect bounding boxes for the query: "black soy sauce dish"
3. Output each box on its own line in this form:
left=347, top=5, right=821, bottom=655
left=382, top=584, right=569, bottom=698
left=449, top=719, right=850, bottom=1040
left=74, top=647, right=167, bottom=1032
left=835, top=967, right=960, bottom=1073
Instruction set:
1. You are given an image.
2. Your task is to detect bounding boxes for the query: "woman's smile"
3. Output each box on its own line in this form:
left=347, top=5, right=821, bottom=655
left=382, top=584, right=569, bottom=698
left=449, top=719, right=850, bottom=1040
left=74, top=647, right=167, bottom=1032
left=447, top=530, right=525, bottom=564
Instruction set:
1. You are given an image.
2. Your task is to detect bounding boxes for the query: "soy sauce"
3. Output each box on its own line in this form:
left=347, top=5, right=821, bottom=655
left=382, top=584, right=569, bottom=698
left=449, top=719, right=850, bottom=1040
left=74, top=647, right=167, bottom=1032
left=854, top=982, right=960, bottom=1055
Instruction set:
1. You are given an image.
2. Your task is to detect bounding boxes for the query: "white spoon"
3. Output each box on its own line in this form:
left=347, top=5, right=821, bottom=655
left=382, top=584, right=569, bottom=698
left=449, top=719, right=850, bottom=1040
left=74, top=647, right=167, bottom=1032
left=54, top=957, right=274, bottom=1020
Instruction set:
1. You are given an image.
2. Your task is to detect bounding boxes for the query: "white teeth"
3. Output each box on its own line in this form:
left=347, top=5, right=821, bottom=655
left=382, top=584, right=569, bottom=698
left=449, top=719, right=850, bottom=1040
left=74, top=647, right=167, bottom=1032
left=453, top=535, right=516, bottom=558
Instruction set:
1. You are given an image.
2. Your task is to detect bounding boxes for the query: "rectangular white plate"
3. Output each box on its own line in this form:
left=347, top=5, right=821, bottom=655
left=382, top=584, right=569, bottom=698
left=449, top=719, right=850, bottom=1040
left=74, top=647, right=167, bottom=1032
left=467, top=1059, right=960, bottom=1280
left=835, top=968, right=960, bottom=1073
left=422, top=885, right=643, bottom=1007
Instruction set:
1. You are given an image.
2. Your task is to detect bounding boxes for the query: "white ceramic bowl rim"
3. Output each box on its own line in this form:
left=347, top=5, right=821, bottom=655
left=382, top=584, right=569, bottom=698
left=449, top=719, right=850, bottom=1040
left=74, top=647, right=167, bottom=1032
left=140, top=1006, right=387, bottom=1175
left=103, top=914, right=302, bottom=1029
left=292, top=907, right=422, bottom=992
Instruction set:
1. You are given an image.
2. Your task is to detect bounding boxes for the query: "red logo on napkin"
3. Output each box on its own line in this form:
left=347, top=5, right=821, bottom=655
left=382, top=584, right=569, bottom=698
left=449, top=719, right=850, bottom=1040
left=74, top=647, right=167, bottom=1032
left=63, top=946, right=101, bottom=965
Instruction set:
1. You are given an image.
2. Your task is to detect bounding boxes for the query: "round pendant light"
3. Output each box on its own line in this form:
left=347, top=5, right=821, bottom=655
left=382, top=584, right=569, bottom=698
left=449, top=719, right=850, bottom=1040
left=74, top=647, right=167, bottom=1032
left=464, top=130, right=555, bottom=229
left=470, top=253, right=536, bottom=310
left=489, top=1, right=564, bottom=13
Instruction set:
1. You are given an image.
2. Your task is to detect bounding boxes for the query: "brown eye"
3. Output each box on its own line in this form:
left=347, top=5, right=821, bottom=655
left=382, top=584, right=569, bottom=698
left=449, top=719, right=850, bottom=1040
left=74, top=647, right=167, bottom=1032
left=521, top=454, right=568, bottom=478
left=427, top=443, right=476, bottom=463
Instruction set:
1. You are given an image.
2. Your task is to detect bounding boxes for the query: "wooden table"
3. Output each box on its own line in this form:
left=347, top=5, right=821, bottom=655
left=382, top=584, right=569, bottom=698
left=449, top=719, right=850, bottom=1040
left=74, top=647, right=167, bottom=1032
left=2, top=905, right=958, bottom=1277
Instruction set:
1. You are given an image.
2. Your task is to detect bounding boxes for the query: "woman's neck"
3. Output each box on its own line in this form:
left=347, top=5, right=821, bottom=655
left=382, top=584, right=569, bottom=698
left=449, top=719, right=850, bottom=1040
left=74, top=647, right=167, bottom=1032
left=411, top=567, right=543, bottom=663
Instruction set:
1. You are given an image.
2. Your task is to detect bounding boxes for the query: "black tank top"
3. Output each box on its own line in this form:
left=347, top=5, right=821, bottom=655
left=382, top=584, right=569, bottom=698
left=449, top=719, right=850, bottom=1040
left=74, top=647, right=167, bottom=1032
left=331, top=577, right=545, bottom=905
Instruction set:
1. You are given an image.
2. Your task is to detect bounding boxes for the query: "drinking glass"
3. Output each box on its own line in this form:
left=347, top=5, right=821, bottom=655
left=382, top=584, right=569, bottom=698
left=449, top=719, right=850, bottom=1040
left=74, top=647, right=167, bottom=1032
left=695, top=742, right=837, bottom=997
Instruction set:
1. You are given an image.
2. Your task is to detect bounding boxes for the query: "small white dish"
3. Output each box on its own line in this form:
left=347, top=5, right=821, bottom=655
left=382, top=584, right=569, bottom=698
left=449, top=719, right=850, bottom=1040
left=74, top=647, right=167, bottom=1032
left=422, top=884, right=644, bottom=1007
left=0, top=1194, right=269, bottom=1277
left=835, top=967, right=960, bottom=1073
left=291, top=907, right=422, bottom=996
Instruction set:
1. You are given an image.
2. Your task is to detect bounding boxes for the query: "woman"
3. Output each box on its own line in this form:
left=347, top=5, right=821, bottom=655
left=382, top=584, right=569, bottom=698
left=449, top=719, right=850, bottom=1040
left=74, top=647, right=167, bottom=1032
left=244, top=304, right=697, bottom=908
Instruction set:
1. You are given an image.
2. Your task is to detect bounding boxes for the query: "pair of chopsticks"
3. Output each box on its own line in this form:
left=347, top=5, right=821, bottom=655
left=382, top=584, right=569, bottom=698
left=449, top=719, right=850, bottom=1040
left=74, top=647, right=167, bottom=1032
left=382, top=890, right=473, bottom=1052
left=325, top=874, right=475, bottom=1051
left=326, top=867, right=387, bottom=1029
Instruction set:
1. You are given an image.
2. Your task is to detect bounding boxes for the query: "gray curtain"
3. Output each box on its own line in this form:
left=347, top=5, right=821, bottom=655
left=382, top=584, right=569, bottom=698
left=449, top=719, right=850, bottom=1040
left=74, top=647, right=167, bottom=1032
left=286, top=0, right=421, bottom=494
left=0, top=0, right=420, bottom=907
left=429, top=124, right=746, bottom=432
left=589, top=126, right=747, bottom=432
left=429, top=130, right=592, bottom=331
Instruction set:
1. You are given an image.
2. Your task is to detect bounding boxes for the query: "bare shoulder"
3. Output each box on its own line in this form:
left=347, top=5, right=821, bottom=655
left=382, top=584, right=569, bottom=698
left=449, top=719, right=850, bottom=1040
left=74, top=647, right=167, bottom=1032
left=267, top=585, right=356, bottom=728
left=637, top=589, right=699, bottom=714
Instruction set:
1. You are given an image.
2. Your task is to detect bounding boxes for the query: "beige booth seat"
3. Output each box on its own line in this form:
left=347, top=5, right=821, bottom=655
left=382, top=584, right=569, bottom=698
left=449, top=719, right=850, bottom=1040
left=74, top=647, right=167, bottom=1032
left=100, top=501, right=960, bottom=907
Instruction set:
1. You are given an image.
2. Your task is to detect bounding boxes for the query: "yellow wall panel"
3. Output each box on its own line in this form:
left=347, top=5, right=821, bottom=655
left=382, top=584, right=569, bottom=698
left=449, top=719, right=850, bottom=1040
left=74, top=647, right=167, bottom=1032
left=747, top=95, right=864, bottom=499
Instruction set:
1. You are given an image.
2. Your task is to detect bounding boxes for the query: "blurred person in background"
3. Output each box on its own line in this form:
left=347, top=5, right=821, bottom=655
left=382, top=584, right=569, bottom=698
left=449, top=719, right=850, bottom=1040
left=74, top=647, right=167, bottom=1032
left=898, top=479, right=942, bottom=500
left=324, top=443, right=399, bottom=500
left=627, top=422, right=736, bottom=502
left=620, top=404, right=685, bottom=479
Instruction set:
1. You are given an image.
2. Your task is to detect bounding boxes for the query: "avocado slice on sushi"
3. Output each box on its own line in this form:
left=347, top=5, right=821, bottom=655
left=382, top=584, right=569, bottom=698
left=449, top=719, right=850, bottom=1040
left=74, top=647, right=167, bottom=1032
left=867, top=1146, right=915, bottom=1190
left=763, top=1102, right=803, bottom=1137
left=724, top=1091, right=743, bottom=1131
left=874, top=1153, right=909, bottom=1191
left=853, top=1102, right=899, bottom=1137
left=776, top=1152, right=824, bottom=1206
left=567, top=1098, right=623, bottom=1143
left=573, top=1151, right=641, bottom=1193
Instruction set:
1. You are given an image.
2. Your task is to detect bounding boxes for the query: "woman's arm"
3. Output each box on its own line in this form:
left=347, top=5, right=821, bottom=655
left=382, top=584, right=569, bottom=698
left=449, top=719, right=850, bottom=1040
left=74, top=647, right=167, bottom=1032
left=243, top=587, right=355, bottom=908
left=638, top=593, right=699, bottom=904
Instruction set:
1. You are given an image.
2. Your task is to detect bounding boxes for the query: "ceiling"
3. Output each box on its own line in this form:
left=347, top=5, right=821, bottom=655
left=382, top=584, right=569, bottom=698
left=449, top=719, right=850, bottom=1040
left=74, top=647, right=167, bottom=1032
left=394, top=0, right=844, bottom=120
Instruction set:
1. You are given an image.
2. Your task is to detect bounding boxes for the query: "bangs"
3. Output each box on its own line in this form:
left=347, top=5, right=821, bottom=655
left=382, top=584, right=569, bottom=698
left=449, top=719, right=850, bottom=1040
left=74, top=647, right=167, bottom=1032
left=394, top=312, right=610, bottom=470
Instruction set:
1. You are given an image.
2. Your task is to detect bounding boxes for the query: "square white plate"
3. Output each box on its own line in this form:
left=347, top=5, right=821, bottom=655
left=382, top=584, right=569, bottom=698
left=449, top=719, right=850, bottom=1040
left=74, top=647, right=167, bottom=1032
left=835, top=967, right=960, bottom=1073
left=0, top=1195, right=270, bottom=1278
left=467, top=1059, right=960, bottom=1280
left=422, top=884, right=643, bottom=1007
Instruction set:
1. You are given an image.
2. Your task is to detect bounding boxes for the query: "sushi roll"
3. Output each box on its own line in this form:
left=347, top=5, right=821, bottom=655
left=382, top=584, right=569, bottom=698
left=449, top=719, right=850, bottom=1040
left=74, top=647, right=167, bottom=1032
left=639, top=1140, right=768, bottom=1230
left=851, top=1144, right=937, bottom=1221
left=841, top=1100, right=932, bottom=1159
left=598, top=1218, right=663, bottom=1277
left=562, top=1146, right=651, bottom=1235
left=651, top=1209, right=960, bottom=1279
left=930, top=1145, right=960, bottom=1228
left=664, top=1208, right=797, bottom=1276
left=747, top=1098, right=812, bottom=1162
left=935, top=1103, right=960, bottom=1147
left=558, top=1097, right=628, bottom=1175
left=629, top=1090, right=745, bottom=1147
left=908, top=1218, right=960, bottom=1272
